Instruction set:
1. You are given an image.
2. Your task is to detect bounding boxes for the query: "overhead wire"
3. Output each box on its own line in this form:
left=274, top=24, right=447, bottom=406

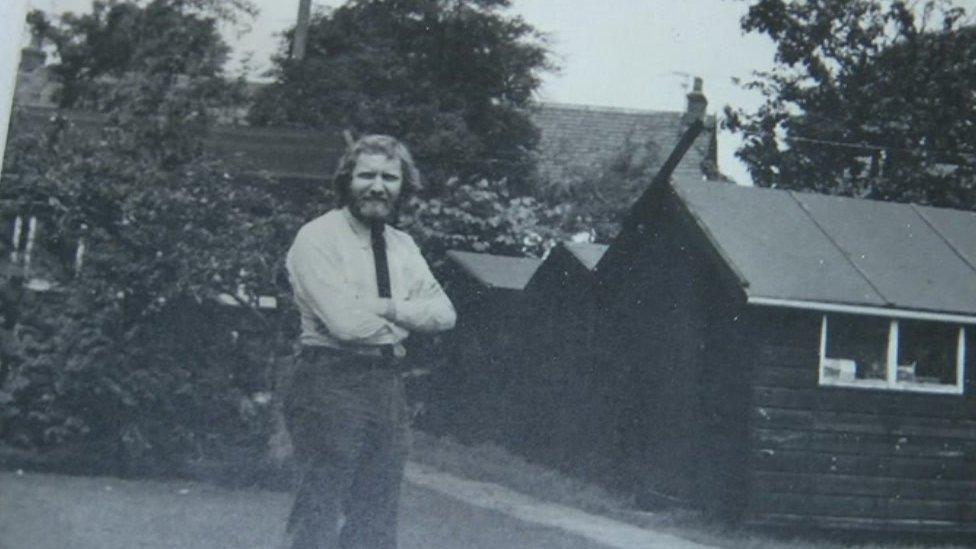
left=778, top=134, right=974, bottom=158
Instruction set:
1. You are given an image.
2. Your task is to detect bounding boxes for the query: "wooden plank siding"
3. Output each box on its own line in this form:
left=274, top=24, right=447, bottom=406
left=752, top=493, right=976, bottom=522
left=694, top=271, right=754, bottom=519
left=744, top=308, right=976, bottom=531
left=747, top=513, right=976, bottom=534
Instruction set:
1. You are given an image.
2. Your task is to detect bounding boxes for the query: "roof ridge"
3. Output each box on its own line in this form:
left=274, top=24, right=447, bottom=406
left=446, top=249, right=541, bottom=290
left=534, top=101, right=683, bottom=117
left=783, top=185, right=963, bottom=212
left=786, top=191, right=889, bottom=306
left=447, top=249, right=540, bottom=262
left=563, top=241, right=608, bottom=249
left=561, top=241, right=608, bottom=270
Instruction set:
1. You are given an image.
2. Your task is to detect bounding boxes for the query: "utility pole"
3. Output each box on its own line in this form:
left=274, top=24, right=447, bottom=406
left=292, top=0, right=312, bottom=61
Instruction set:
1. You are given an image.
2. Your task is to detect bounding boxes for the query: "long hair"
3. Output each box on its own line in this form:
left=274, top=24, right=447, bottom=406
left=332, top=135, right=422, bottom=207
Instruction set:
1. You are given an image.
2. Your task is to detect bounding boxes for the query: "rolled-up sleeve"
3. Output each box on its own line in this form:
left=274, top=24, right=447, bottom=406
left=287, top=231, right=400, bottom=344
left=391, top=240, right=457, bottom=333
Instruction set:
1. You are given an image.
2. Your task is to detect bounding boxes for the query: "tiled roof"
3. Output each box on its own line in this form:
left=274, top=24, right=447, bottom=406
left=671, top=179, right=976, bottom=318
left=530, top=103, right=716, bottom=188
left=11, top=55, right=717, bottom=185
left=10, top=107, right=345, bottom=183
left=446, top=250, right=542, bottom=291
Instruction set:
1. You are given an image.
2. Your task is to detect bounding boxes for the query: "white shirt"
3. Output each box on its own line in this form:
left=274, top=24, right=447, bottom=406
left=286, top=207, right=456, bottom=350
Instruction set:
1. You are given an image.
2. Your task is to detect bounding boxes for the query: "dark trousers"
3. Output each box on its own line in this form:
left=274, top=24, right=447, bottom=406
left=283, top=350, right=410, bottom=549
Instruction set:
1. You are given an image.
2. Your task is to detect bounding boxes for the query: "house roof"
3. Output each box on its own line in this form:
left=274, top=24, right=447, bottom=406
left=562, top=242, right=609, bottom=271
left=13, top=56, right=717, bottom=183
left=206, top=124, right=346, bottom=181
left=446, top=250, right=542, bottom=291
left=671, top=179, right=976, bottom=320
left=531, top=103, right=716, bottom=187
left=10, top=107, right=346, bottom=184
left=14, top=102, right=712, bottom=185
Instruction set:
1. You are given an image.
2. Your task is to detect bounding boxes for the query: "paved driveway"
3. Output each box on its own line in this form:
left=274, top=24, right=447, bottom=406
left=0, top=471, right=619, bottom=549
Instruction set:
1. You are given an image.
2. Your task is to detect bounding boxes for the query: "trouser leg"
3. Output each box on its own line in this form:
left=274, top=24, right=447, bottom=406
left=287, top=459, right=347, bottom=549
left=338, top=375, right=410, bottom=549
left=285, top=388, right=370, bottom=549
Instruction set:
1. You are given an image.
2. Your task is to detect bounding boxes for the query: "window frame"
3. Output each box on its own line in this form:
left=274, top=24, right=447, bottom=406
left=818, top=314, right=966, bottom=395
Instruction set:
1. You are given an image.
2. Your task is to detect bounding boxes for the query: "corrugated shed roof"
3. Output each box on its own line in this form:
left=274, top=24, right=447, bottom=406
left=562, top=242, right=609, bottom=271
left=531, top=103, right=715, bottom=186
left=446, top=250, right=542, bottom=291
left=671, top=179, right=976, bottom=317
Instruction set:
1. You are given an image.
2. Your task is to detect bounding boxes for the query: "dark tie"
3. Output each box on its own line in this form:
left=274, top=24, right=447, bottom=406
left=371, top=223, right=394, bottom=359
left=370, top=223, right=391, bottom=298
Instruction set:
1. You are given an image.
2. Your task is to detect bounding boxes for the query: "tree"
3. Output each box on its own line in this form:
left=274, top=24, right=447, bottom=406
left=31, top=0, right=252, bottom=167
left=1, top=0, right=297, bottom=463
left=249, top=0, right=554, bottom=191
left=725, top=0, right=976, bottom=209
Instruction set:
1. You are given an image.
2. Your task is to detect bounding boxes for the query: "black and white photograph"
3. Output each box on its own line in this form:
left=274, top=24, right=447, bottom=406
left=1, top=0, right=976, bottom=547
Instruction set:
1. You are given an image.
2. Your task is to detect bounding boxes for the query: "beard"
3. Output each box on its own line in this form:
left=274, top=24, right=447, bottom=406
left=349, top=193, right=398, bottom=223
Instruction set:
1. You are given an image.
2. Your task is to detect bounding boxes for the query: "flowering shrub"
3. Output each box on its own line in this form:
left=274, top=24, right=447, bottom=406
left=401, top=177, right=579, bottom=265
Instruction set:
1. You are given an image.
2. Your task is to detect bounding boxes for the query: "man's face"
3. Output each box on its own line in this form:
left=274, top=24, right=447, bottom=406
left=348, top=153, right=403, bottom=223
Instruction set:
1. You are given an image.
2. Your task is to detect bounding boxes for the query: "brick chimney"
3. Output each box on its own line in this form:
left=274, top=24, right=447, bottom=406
left=682, top=77, right=707, bottom=126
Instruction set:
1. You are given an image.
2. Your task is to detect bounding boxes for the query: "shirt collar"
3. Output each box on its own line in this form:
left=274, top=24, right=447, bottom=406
left=341, top=206, right=385, bottom=250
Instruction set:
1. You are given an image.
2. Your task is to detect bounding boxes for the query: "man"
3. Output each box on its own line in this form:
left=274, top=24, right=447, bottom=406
left=279, top=134, right=456, bottom=548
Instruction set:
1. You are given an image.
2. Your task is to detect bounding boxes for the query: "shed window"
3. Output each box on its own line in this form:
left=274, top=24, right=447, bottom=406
left=819, top=314, right=965, bottom=394
left=897, top=320, right=960, bottom=386
left=821, top=314, right=888, bottom=381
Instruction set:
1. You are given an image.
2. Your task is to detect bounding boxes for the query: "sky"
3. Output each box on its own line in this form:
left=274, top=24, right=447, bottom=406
left=23, top=0, right=786, bottom=184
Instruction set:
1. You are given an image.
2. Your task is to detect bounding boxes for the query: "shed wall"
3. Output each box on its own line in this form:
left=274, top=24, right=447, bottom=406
left=516, top=251, right=616, bottom=483
left=746, top=307, right=976, bottom=532
left=423, top=272, right=528, bottom=443
left=602, top=189, right=749, bottom=506
left=695, top=278, right=753, bottom=518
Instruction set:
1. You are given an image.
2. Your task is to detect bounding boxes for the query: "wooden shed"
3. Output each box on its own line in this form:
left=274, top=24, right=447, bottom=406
left=425, top=250, right=541, bottom=442
left=596, top=177, right=976, bottom=532
left=512, top=242, right=621, bottom=479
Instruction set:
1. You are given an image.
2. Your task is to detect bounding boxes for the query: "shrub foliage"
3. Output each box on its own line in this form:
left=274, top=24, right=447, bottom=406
left=1, top=0, right=298, bottom=468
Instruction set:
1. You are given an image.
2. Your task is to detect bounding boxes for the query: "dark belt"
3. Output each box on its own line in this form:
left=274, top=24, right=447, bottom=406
left=299, top=345, right=400, bottom=369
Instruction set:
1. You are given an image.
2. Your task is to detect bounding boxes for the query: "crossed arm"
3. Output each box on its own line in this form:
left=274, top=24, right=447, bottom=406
left=287, top=232, right=456, bottom=345
left=271, top=232, right=456, bottom=459
left=388, top=239, right=456, bottom=333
